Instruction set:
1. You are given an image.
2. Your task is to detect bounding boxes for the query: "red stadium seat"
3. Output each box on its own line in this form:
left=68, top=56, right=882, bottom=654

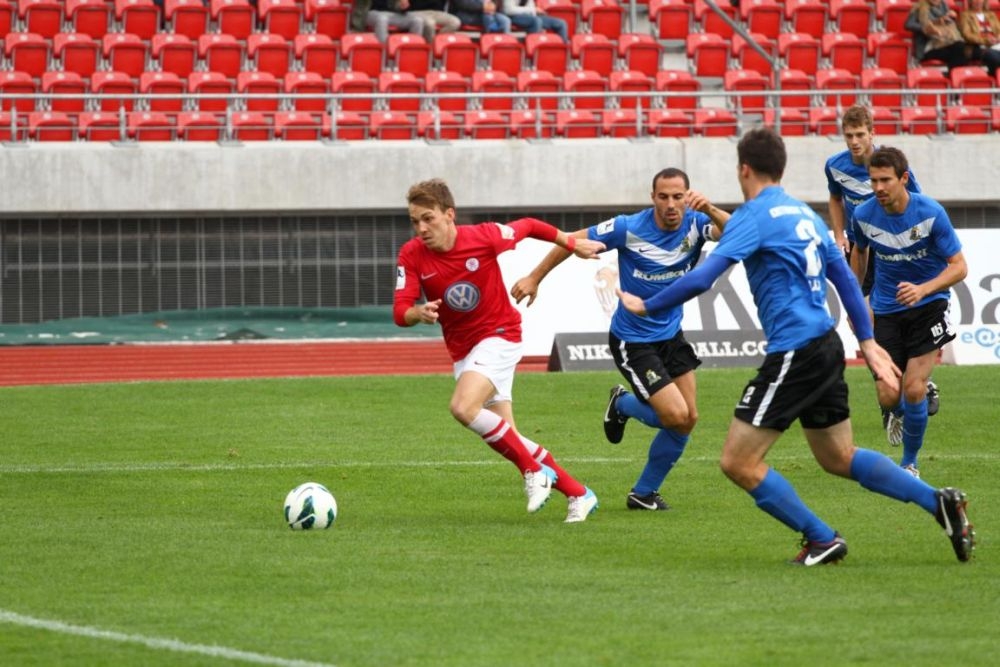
left=724, top=69, right=767, bottom=114
left=152, top=33, right=197, bottom=79
left=177, top=111, right=223, bottom=141
left=306, top=0, right=349, bottom=41
left=377, top=71, right=421, bottom=113
left=6, top=32, right=51, bottom=79
left=331, top=70, right=376, bottom=112
left=274, top=110, right=323, bottom=140
left=784, top=0, right=827, bottom=38
left=92, top=71, right=138, bottom=112
left=648, top=0, right=691, bottom=42
left=258, top=0, right=303, bottom=40
left=617, top=33, right=661, bottom=78
left=188, top=71, right=233, bottom=112
left=103, top=33, right=149, bottom=79
left=231, top=111, right=273, bottom=140
left=537, top=0, right=578, bottom=37
left=581, top=0, right=623, bottom=39
left=571, top=33, right=615, bottom=77
left=861, top=67, right=904, bottom=111
left=210, top=0, right=255, bottom=41
left=776, top=69, right=814, bottom=110
left=247, top=33, right=292, bottom=78
left=693, top=0, right=735, bottom=38
left=433, top=33, right=478, bottom=78
left=867, top=33, right=911, bottom=75
left=830, top=0, right=873, bottom=39
left=78, top=111, right=123, bottom=140
left=778, top=33, right=821, bottom=76
left=417, top=109, right=461, bottom=140
left=236, top=71, right=281, bottom=112
left=609, top=70, right=654, bottom=111
left=517, top=70, right=560, bottom=112
left=809, top=106, right=841, bottom=135
left=20, top=0, right=64, bottom=38
left=369, top=110, right=415, bottom=140
left=326, top=110, right=367, bottom=140
left=464, top=110, right=509, bottom=139
left=66, top=0, right=111, bottom=39
left=822, top=32, right=865, bottom=74
left=742, top=0, right=782, bottom=38
left=387, top=34, right=431, bottom=78
left=686, top=33, right=728, bottom=78
left=556, top=109, right=600, bottom=137
left=472, top=69, right=515, bottom=112
left=510, top=109, right=555, bottom=139
left=949, top=66, right=994, bottom=108
left=140, top=71, right=186, bottom=113
left=425, top=70, right=471, bottom=112
left=901, top=106, right=940, bottom=134
left=647, top=108, right=693, bottom=137
left=199, top=33, right=245, bottom=80
left=601, top=108, right=640, bottom=138
left=128, top=110, right=174, bottom=140
left=0, top=0, right=13, bottom=36
left=816, top=67, right=860, bottom=107
left=295, top=34, right=338, bottom=79
left=655, top=69, right=700, bottom=111
left=340, top=32, right=384, bottom=79
left=42, top=71, right=87, bottom=114
left=116, top=0, right=161, bottom=40
left=53, top=32, right=100, bottom=77
left=731, top=32, right=776, bottom=76
left=286, top=71, right=329, bottom=112
left=563, top=69, right=608, bottom=111
left=164, top=0, right=209, bottom=40
left=526, top=33, right=569, bottom=76
left=907, top=66, right=949, bottom=108
left=694, top=108, right=737, bottom=136
left=762, top=108, right=810, bottom=136
left=0, top=70, right=37, bottom=113
left=480, top=33, right=524, bottom=78
left=0, top=110, right=29, bottom=141
left=877, top=0, right=915, bottom=34
left=871, top=106, right=901, bottom=135
left=29, top=111, right=75, bottom=140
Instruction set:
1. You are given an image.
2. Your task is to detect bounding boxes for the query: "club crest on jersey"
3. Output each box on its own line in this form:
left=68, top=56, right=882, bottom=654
left=445, top=281, right=480, bottom=312
left=465, top=258, right=480, bottom=271
left=909, top=227, right=923, bottom=241
left=395, top=266, right=405, bottom=290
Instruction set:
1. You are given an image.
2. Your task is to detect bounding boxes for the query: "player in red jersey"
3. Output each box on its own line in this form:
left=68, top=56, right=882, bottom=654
left=393, top=178, right=606, bottom=523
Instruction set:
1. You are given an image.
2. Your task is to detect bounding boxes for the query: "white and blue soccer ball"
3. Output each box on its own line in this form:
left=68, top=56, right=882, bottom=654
left=284, top=482, right=337, bottom=530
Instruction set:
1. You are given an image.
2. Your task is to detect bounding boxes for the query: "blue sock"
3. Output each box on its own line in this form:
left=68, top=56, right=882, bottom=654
left=900, top=398, right=928, bottom=468
left=632, top=429, right=688, bottom=495
left=850, top=448, right=936, bottom=513
left=618, top=392, right=662, bottom=428
left=749, top=468, right=835, bottom=543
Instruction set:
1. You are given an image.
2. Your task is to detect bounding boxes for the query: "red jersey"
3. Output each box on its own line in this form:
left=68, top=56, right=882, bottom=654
left=393, top=218, right=557, bottom=361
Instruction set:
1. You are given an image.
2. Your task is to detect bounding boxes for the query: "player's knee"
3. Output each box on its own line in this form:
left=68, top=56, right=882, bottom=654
left=448, top=400, right=476, bottom=426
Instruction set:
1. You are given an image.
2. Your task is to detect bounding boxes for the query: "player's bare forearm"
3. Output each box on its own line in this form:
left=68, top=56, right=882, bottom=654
left=896, top=251, right=967, bottom=307
left=404, top=299, right=442, bottom=326
left=687, top=190, right=730, bottom=238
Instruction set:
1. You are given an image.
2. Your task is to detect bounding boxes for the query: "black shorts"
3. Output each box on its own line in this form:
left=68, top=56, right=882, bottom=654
left=874, top=299, right=956, bottom=371
left=734, top=328, right=850, bottom=432
left=608, top=331, right=702, bottom=401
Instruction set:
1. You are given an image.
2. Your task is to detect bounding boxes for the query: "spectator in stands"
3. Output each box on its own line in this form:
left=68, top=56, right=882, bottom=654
left=959, top=0, right=1000, bottom=75
left=502, top=0, right=570, bottom=42
left=907, top=0, right=983, bottom=72
left=451, top=0, right=513, bottom=34
left=357, top=0, right=427, bottom=44
left=408, top=0, right=462, bottom=42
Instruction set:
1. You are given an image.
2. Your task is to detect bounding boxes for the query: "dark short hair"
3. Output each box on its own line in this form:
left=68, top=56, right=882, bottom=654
left=652, top=167, right=690, bottom=190
left=406, top=178, right=456, bottom=212
left=736, top=127, right=786, bottom=181
left=869, top=146, right=909, bottom=178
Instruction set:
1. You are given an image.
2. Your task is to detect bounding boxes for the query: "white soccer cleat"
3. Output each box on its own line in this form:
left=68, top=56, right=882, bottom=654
left=524, top=464, right=557, bottom=513
left=565, top=488, right=599, bottom=523
left=885, top=411, right=904, bottom=447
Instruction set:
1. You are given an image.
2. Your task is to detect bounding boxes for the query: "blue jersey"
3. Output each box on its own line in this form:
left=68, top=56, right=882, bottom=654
left=824, top=149, right=921, bottom=243
left=712, top=186, right=842, bottom=353
left=588, top=207, right=713, bottom=342
left=851, top=192, right=962, bottom=315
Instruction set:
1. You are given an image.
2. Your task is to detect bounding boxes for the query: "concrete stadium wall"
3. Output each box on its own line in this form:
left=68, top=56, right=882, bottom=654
left=2, top=134, right=999, bottom=215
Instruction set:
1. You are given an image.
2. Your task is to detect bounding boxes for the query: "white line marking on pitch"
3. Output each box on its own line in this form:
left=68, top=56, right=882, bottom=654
left=0, top=609, right=336, bottom=667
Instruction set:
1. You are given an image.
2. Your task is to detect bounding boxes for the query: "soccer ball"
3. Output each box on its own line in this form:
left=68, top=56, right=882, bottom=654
left=283, top=482, right=337, bottom=530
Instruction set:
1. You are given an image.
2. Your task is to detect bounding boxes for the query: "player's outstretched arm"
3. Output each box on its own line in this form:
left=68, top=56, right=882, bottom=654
left=618, top=253, right=733, bottom=317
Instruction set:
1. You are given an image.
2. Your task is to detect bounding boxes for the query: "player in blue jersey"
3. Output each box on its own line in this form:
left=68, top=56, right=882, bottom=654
left=850, top=147, right=968, bottom=478
left=824, top=105, right=940, bottom=422
left=618, top=128, right=974, bottom=565
left=511, top=168, right=730, bottom=511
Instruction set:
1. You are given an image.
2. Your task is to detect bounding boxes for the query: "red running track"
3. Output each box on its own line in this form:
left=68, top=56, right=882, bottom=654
left=0, top=341, right=549, bottom=386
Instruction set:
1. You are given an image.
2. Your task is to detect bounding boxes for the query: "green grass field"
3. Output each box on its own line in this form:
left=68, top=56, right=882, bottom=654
left=0, top=365, right=995, bottom=666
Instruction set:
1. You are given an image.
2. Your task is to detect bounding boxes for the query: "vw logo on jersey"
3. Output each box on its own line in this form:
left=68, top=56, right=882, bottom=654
left=445, top=281, right=480, bottom=312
